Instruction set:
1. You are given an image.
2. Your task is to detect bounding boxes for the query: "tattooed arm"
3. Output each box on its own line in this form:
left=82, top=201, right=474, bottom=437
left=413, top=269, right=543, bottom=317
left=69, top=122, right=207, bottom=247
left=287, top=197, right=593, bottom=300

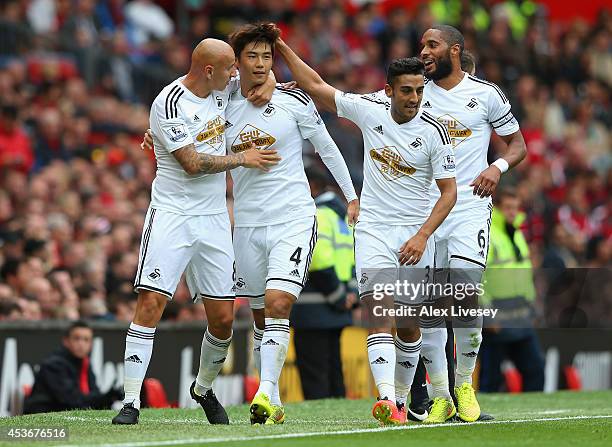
left=172, top=144, right=281, bottom=175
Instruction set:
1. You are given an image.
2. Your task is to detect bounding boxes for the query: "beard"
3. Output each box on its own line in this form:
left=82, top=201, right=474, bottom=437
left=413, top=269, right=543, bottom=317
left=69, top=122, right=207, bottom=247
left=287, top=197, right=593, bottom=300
left=427, top=52, right=453, bottom=80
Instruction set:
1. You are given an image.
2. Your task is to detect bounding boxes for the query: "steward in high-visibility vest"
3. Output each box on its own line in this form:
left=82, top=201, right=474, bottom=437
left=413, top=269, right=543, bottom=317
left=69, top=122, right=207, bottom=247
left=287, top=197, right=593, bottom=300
left=291, top=190, right=355, bottom=330
left=481, top=199, right=536, bottom=328
left=479, top=190, right=544, bottom=392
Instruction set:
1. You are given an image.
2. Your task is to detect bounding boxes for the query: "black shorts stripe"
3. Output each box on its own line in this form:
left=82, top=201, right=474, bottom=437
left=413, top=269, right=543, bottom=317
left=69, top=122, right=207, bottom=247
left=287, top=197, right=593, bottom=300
left=359, top=291, right=374, bottom=299
left=135, top=208, right=157, bottom=286
left=134, top=283, right=173, bottom=298
left=468, top=76, right=508, bottom=103
left=277, top=88, right=308, bottom=106
left=165, top=85, right=180, bottom=119
left=236, top=293, right=265, bottom=298
left=301, top=217, right=318, bottom=286
left=200, top=293, right=235, bottom=300
left=485, top=207, right=492, bottom=267
left=449, top=254, right=486, bottom=269
left=276, top=87, right=311, bottom=104
left=421, top=111, right=451, bottom=144
left=266, top=277, right=304, bottom=289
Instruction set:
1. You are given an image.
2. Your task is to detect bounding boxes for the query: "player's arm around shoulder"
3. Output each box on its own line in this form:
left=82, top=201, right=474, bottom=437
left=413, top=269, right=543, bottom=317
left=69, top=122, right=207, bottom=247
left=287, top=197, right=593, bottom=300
left=172, top=143, right=281, bottom=175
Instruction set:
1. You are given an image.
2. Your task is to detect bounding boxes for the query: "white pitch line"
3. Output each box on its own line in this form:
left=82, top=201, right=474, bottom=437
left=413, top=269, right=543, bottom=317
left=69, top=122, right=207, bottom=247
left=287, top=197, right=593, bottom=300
left=53, top=414, right=612, bottom=447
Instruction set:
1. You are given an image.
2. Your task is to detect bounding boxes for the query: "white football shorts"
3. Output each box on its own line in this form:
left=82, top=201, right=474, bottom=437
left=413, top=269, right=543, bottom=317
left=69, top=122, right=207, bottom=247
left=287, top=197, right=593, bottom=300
left=354, top=222, right=435, bottom=305
left=233, top=216, right=317, bottom=309
left=134, top=207, right=235, bottom=301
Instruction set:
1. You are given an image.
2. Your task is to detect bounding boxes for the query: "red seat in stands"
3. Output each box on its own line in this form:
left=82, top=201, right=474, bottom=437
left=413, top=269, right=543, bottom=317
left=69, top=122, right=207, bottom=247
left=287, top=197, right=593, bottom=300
left=564, top=366, right=582, bottom=390
left=143, top=378, right=171, bottom=408
left=504, top=367, right=523, bottom=393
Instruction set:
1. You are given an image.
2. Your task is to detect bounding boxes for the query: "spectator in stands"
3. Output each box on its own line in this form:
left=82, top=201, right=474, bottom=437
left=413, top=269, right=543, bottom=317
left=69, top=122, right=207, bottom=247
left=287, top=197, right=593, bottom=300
left=23, top=320, right=122, bottom=414
left=0, top=1, right=609, bottom=322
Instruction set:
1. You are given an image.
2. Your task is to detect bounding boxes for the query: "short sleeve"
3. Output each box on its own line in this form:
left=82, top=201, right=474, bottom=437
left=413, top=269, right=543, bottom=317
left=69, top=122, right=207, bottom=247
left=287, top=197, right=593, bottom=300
left=150, top=101, right=194, bottom=152
left=429, top=136, right=456, bottom=180
left=335, top=90, right=388, bottom=127
left=487, top=85, right=520, bottom=136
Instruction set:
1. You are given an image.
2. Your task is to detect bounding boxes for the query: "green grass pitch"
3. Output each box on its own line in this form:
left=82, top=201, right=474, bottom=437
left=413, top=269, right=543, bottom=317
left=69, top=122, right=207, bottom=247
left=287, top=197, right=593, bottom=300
left=1, top=391, right=611, bottom=447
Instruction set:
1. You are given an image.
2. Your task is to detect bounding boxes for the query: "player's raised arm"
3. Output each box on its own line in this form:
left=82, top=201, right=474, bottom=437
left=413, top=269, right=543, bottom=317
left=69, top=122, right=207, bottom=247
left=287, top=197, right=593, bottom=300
left=275, top=37, right=338, bottom=113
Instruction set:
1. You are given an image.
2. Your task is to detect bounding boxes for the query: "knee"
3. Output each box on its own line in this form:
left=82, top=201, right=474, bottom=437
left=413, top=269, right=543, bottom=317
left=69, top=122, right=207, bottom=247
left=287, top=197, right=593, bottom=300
left=207, top=311, right=234, bottom=334
left=397, top=327, right=421, bottom=342
left=135, top=292, right=166, bottom=325
left=266, top=295, right=293, bottom=318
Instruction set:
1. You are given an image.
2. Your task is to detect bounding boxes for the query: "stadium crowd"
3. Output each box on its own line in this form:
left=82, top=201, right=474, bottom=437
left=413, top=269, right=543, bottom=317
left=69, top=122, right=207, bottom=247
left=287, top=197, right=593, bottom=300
left=0, top=0, right=610, bottom=321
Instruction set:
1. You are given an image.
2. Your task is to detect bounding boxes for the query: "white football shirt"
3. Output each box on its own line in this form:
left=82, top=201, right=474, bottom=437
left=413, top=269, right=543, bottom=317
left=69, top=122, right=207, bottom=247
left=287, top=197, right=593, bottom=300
left=335, top=90, right=456, bottom=226
left=149, top=77, right=238, bottom=215
left=422, top=73, right=520, bottom=207
left=225, top=87, right=326, bottom=227
left=372, top=74, right=519, bottom=208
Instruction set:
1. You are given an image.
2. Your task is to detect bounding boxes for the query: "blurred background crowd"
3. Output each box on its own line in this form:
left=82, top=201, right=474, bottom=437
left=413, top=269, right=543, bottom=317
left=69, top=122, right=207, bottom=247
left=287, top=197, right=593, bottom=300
left=0, top=0, right=610, bottom=322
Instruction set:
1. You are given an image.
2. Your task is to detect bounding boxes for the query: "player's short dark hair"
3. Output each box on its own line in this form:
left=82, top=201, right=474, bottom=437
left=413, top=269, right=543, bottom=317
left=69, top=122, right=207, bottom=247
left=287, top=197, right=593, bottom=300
left=386, top=57, right=425, bottom=85
left=228, top=23, right=281, bottom=58
left=432, top=24, right=464, bottom=55
left=64, top=320, right=92, bottom=337
left=460, top=49, right=476, bottom=74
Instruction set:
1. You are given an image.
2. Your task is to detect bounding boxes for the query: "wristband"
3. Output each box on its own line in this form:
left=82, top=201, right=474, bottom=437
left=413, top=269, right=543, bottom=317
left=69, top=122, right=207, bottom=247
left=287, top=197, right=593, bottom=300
left=492, top=158, right=509, bottom=174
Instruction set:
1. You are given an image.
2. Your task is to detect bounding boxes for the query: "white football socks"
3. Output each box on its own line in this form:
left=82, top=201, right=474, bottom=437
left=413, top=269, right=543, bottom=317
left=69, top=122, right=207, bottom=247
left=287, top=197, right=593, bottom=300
left=394, top=335, right=421, bottom=407
left=454, top=326, right=482, bottom=386
left=258, top=318, right=290, bottom=400
left=421, top=327, right=451, bottom=400
left=367, top=333, right=395, bottom=401
left=194, top=328, right=232, bottom=396
left=253, top=323, right=282, bottom=405
left=123, top=323, right=155, bottom=409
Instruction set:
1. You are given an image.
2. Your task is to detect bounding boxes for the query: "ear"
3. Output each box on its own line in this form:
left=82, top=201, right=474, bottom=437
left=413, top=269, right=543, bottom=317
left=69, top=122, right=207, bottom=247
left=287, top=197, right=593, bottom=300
left=204, top=65, right=214, bottom=79
left=450, top=44, right=461, bottom=58
left=384, top=83, right=393, bottom=98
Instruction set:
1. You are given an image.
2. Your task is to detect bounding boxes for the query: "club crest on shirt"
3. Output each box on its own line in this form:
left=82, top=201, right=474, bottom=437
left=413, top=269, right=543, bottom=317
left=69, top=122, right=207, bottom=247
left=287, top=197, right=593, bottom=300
left=262, top=103, right=276, bottom=117
left=436, top=114, right=472, bottom=148
left=465, top=97, right=479, bottom=111
left=215, top=95, right=224, bottom=109
left=231, top=124, right=277, bottom=152
left=195, top=115, right=225, bottom=150
left=369, top=146, right=416, bottom=181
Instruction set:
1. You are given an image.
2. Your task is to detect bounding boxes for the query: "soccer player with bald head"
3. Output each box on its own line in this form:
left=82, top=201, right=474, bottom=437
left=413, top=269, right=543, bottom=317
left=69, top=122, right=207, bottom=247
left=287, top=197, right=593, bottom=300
left=112, top=38, right=280, bottom=425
